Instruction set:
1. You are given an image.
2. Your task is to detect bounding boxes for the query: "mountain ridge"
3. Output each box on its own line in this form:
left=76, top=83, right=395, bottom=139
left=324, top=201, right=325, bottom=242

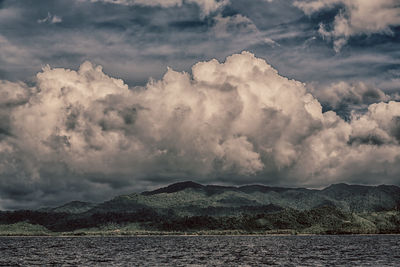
left=86, top=181, right=400, bottom=215
left=34, top=181, right=400, bottom=215
left=142, top=181, right=308, bottom=196
left=1, top=181, right=400, bottom=235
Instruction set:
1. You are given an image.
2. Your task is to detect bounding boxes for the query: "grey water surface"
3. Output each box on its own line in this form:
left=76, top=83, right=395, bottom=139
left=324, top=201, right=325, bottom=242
left=0, top=235, right=399, bottom=266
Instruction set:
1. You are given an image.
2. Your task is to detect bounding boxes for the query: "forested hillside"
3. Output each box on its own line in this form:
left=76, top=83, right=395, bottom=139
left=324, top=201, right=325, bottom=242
left=1, top=182, right=399, bottom=235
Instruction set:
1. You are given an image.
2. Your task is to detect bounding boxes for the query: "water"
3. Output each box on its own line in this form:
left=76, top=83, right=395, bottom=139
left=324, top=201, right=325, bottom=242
left=0, top=235, right=399, bottom=266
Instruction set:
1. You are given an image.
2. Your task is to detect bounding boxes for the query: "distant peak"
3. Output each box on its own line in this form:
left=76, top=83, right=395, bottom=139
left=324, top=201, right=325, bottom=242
left=238, top=184, right=292, bottom=193
left=58, top=200, right=93, bottom=207
left=174, top=181, right=203, bottom=188
left=142, top=181, right=204, bottom=195
left=327, top=183, right=350, bottom=188
left=324, top=183, right=376, bottom=190
left=140, top=181, right=400, bottom=197
left=322, top=183, right=381, bottom=195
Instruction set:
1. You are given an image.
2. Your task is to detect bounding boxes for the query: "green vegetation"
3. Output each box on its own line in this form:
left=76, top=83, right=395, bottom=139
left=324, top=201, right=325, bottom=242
left=0, top=222, right=50, bottom=236
left=1, top=181, right=400, bottom=235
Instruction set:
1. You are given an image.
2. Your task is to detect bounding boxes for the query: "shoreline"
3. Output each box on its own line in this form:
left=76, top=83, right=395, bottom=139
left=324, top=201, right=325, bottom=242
left=1, top=232, right=400, bottom=237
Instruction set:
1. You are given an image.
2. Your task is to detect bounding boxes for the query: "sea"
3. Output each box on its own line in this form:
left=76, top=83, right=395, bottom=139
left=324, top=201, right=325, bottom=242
left=0, top=235, right=399, bottom=266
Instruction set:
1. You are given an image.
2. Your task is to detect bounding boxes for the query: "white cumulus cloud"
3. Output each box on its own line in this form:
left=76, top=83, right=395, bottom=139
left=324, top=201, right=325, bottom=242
left=310, top=81, right=395, bottom=110
left=294, top=0, right=400, bottom=51
left=1, top=52, right=400, bottom=208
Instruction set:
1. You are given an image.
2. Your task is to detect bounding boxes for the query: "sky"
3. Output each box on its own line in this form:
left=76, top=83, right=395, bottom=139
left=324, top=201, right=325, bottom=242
left=0, top=0, right=399, bottom=209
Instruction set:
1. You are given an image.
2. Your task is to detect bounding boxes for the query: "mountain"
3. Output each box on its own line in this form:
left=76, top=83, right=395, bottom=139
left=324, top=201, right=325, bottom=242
left=320, top=183, right=400, bottom=212
left=48, top=201, right=97, bottom=214
left=142, top=181, right=205, bottom=195
left=89, top=181, right=400, bottom=216
left=1, top=181, right=400, bottom=235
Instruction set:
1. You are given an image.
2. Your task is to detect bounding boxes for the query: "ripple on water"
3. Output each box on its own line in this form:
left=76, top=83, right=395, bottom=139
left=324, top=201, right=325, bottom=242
left=0, top=235, right=399, bottom=266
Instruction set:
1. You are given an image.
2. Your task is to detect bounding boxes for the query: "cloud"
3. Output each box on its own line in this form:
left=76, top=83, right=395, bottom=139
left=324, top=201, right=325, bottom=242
left=294, top=0, right=400, bottom=51
left=0, top=0, right=396, bottom=95
left=211, top=14, right=279, bottom=48
left=212, top=14, right=257, bottom=37
left=88, top=0, right=229, bottom=16
left=89, top=0, right=184, bottom=7
left=0, top=34, right=33, bottom=67
left=37, top=12, right=62, bottom=24
left=309, top=81, right=399, bottom=118
left=0, top=80, right=33, bottom=140
left=0, top=80, right=33, bottom=107
left=1, top=52, right=400, bottom=208
left=349, top=102, right=400, bottom=145
left=189, top=0, right=229, bottom=16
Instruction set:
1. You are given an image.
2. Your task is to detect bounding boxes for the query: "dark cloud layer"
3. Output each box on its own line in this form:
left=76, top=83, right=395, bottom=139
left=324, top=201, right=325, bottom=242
left=0, top=0, right=399, bottom=209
